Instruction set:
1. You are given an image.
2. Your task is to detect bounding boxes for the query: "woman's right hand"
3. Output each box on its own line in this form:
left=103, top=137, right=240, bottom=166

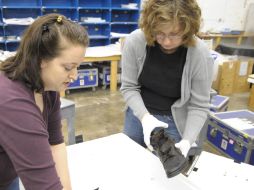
left=141, top=113, right=168, bottom=150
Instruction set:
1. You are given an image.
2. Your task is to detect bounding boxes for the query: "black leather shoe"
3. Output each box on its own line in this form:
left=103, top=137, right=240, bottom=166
left=150, top=127, right=189, bottom=178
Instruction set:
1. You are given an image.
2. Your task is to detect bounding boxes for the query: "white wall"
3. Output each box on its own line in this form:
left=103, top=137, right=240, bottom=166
left=141, top=0, right=254, bottom=33
left=197, top=0, right=254, bottom=32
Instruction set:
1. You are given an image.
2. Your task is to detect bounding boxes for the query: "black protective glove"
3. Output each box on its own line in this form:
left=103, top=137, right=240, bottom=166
left=150, top=127, right=189, bottom=178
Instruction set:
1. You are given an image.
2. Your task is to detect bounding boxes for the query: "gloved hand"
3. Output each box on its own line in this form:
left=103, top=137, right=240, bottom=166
left=175, top=139, right=191, bottom=158
left=141, top=113, right=168, bottom=150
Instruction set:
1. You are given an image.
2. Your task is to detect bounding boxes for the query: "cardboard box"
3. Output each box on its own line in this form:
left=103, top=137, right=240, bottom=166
left=249, top=87, right=254, bottom=111
left=212, top=59, right=253, bottom=95
left=218, top=61, right=237, bottom=95
left=234, top=60, right=254, bottom=93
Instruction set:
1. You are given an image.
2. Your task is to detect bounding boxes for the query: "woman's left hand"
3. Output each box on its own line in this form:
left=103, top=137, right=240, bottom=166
left=175, top=139, right=191, bottom=158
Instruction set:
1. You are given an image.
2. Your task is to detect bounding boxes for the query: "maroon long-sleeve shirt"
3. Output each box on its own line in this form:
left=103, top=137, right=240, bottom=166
left=0, top=73, right=64, bottom=189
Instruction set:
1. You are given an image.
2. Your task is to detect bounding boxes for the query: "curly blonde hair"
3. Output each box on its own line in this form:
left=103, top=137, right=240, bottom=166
left=139, top=0, right=201, bottom=46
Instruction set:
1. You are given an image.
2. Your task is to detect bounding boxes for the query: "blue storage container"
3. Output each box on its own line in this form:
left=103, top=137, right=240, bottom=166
left=93, top=62, right=121, bottom=88
left=210, top=95, right=229, bottom=112
left=207, top=110, right=254, bottom=165
left=68, top=66, right=98, bottom=89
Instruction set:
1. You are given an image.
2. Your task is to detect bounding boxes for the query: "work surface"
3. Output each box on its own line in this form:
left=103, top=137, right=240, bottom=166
left=19, top=133, right=254, bottom=190
left=67, top=133, right=200, bottom=190
left=188, top=151, right=254, bottom=190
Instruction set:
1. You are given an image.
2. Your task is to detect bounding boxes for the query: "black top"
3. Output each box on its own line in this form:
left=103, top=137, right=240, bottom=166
left=138, top=42, right=187, bottom=115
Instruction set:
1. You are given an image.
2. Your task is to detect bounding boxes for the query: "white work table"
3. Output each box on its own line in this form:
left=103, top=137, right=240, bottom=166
left=187, top=151, right=254, bottom=190
left=67, top=133, right=200, bottom=190
left=20, top=133, right=254, bottom=190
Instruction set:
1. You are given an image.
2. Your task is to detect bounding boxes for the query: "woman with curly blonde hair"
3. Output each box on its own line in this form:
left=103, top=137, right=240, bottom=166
left=121, top=0, right=213, bottom=158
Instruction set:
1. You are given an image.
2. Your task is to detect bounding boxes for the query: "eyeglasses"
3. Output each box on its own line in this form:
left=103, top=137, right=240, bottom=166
left=155, top=32, right=183, bottom=41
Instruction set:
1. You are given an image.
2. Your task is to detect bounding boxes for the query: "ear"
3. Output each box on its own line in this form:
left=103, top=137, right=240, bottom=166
left=40, top=60, right=48, bottom=69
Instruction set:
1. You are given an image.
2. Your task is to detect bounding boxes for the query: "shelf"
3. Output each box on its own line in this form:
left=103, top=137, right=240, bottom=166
left=79, top=9, right=110, bottom=23
left=0, top=0, right=141, bottom=51
left=42, top=0, right=77, bottom=7
left=89, top=38, right=110, bottom=47
left=42, top=8, right=77, bottom=21
left=79, top=22, right=110, bottom=25
left=41, top=6, right=76, bottom=9
left=3, top=8, right=41, bottom=19
left=2, top=0, right=41, bottom=7
left=89, top=35, right=109, bottom=39
left=78, top=7, right=111, bottom=10
left=2, top=6, right=41, bottom=8
left=78, top=0, right=111, bottom=8
left=111, top=7, right=139, bottom=10
left=111, top=22, right=138, bottom=25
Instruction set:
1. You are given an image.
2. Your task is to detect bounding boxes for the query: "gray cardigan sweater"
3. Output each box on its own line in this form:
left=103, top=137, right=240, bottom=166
left=120, top=29, right=214, bottom=145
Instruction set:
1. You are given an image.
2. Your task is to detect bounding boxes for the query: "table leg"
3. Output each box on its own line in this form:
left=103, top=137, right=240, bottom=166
left=237, top=36, right=243, bottom=45
left=67, top=112, right=76, bottom=145
left=214, top=37, right=221, bottom=49
left=110, top=60, right=118, bottom=92
left=61, top=104, right=76, bottom=145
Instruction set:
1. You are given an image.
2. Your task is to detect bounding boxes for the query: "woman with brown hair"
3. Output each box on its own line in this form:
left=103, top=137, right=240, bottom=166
left=0, top=14, right=89, bottom=190
left=121, top=0, right=213, bottom=158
